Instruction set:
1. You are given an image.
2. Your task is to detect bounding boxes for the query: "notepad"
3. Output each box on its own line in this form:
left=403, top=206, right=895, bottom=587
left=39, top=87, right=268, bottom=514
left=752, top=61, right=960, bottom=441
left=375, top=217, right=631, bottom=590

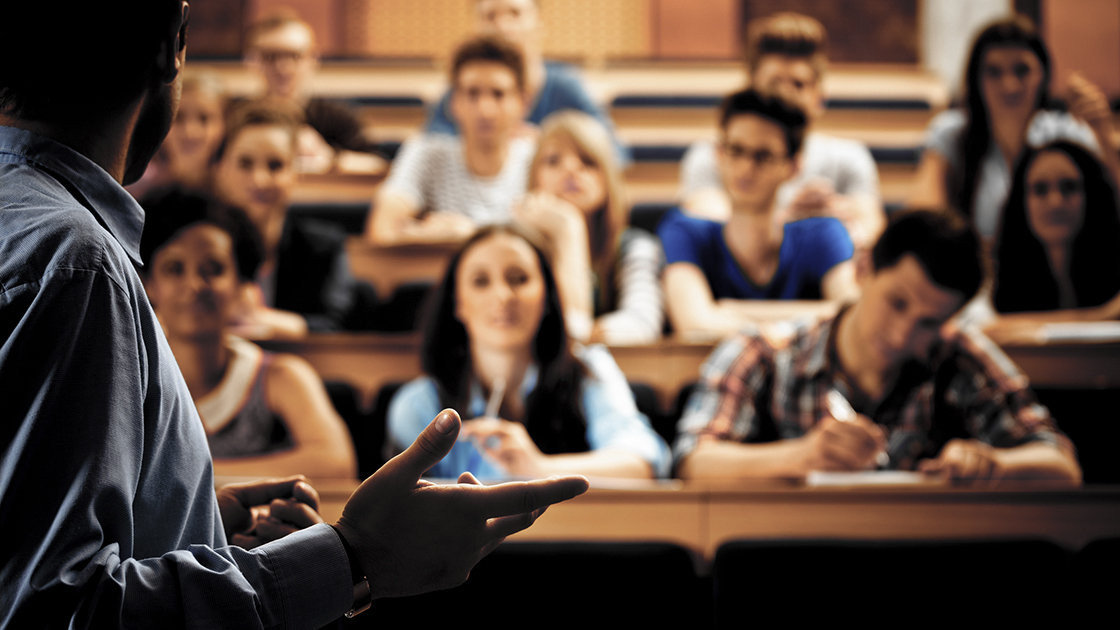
left=805, top=470, right=934, bottom=486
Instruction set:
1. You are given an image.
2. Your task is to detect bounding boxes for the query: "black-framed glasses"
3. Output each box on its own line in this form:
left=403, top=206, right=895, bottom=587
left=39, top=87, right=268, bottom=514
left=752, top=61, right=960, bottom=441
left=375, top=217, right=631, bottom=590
left=720, top=142, right=784, bottom=167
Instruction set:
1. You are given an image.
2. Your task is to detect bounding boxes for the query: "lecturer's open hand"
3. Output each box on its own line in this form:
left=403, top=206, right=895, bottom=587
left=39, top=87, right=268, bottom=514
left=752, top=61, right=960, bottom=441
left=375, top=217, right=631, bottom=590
left=334, top=409, right=589, bottom=599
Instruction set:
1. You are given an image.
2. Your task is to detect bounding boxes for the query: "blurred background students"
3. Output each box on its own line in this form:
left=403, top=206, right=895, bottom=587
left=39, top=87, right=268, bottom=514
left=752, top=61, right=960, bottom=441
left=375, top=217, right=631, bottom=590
left=679, top=12, right=883, bottom=249
left=127, top=72, right=227, bottom=199
left=388, top=226, right=670, bottom=480
left=909, top=14, right=1117, bottom=240
left=245, top=9, right=384, bottom=173
left=212, top=99, right=381, bottom=336
left=515, top=111, right=664, bottom=344
left=426, top=0, right=628, bottom=163
left=660, top=89, right=859, bottom=339
left=978, top=140, right=1120, bottom=343
left=140, top=189, right=357, bottom=478
left=366, top=35, right=533, bottom=246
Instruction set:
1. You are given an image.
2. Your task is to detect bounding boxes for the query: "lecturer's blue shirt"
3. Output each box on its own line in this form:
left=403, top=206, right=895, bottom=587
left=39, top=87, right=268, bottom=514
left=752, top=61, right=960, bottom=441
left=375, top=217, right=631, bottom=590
left=0, top=126, right=351, bottom=629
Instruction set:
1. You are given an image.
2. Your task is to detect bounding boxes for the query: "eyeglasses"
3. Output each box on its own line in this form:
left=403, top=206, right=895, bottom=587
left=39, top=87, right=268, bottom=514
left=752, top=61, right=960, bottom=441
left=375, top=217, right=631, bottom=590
left=720, top=142, right=785, bottom=167
left=256, top=49, right=308, bottom=65
left=1029, top=178, right=1083, bottom=199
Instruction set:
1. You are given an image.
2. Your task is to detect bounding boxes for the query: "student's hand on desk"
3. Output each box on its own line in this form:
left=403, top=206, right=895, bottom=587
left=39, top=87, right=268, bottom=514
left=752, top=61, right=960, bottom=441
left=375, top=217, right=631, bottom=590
left=802, top=414, right=887, bottom=472
left=334, top=409, right=589, bottom=599
left=217, top=476, right=324, bottom=549
left=460, top=417, right=548, bottom=477
left=919, top=439, right=1001, bottom=482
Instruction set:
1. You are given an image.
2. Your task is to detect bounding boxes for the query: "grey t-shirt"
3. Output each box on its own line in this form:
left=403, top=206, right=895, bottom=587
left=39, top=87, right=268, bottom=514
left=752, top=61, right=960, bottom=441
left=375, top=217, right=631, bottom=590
left=679, top=132, right=880, bottom=212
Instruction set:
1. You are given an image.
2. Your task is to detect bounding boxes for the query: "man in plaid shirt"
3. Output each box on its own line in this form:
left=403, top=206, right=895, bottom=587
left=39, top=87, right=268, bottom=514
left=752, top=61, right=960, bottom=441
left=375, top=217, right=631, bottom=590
left=674, top=209, right=1081, bottom=482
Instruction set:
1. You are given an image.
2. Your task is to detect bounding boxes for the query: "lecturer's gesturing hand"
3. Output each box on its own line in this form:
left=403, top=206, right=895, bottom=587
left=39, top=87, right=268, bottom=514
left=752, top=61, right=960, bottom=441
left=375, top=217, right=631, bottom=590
left=334, top=409, right=589, bottom=599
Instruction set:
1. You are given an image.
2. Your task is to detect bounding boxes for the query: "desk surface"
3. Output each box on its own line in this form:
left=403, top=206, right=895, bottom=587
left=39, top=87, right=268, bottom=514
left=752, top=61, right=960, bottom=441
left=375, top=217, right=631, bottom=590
left=241, top=476, right=1120, bottom=564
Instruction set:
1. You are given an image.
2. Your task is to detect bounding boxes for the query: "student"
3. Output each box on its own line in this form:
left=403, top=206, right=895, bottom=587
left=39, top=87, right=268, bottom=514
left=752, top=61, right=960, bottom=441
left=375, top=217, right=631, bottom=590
left=679, top=12, right=883, bottom=248
left=426, top=0, right=628, bottom=163
left=366, top=35, right=535, bottom=246
left=515, top=111, right=664, bottom=344
left=212, top=98, right=380, bottom=337
left=674, top=209, right=1081, bottom=483
left=0, top=1, right=587, bottom=626
left=140, top=189, right=357, bottom=479
left=129, top=71, right=227, bottom=199
left=909, top=14, right=1116, bottom=240
left=978, top=141, right=1120, bottom=343
left=389, top=225, right=670, bottom=480
left=245, top=9, right=383, bottom=172
left=659, top=88, right=860, bottom=338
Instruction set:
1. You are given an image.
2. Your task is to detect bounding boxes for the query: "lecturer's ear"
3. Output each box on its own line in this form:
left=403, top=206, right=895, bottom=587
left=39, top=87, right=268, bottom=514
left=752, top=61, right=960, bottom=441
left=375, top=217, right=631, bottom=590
left=154, top=1, right=190, bottom=85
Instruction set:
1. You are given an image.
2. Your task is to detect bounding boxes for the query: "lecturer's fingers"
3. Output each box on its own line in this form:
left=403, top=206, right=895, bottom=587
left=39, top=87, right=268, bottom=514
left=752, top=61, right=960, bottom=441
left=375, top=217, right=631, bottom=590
left=466, top=475, right=589, bottom=519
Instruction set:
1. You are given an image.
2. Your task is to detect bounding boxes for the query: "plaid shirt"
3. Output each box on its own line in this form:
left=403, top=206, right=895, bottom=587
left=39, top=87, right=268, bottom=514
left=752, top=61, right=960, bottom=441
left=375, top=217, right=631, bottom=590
left=673, top=311, right=1074, bottom=471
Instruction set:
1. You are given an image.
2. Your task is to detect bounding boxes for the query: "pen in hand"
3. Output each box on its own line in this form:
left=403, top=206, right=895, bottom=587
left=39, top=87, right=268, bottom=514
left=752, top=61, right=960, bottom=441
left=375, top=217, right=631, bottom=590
left=826, top=389, right=890, bottom=468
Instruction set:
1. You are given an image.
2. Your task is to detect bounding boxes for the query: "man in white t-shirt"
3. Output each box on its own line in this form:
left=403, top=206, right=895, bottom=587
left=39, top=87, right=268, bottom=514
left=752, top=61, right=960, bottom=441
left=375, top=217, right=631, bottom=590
left=366, top=35, right=534, bottom=245
left=680, top=12, right=884, bottom=249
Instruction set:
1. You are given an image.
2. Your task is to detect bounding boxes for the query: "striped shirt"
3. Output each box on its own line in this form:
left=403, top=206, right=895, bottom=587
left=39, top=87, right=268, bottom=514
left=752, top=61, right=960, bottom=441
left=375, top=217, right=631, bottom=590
left=673, top=310, right=1073, bottom=471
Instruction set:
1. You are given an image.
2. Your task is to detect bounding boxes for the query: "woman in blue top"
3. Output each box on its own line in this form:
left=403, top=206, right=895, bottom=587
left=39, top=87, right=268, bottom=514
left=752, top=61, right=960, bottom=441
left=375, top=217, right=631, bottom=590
left=388, top=225, right=669, bottom=480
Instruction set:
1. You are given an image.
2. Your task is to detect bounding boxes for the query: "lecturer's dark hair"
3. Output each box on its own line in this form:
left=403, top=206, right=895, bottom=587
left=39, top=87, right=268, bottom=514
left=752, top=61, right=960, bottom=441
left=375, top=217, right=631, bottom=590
left=421, top=225, right=589, bottom=455
left=0, top=1, right=183, bottom=122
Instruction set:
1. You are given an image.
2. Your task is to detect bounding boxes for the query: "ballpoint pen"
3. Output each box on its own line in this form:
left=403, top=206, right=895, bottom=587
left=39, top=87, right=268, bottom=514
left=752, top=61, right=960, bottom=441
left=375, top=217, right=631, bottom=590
left=826, top=389, right=890, bottom=468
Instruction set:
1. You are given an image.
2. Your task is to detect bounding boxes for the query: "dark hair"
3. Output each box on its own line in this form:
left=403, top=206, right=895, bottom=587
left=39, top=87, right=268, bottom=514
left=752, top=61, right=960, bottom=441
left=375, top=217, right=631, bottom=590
left=139, top=187, right=264, bottom=282
left=212, top=98, right=303, bottom=163
left=872, top=208, right=984, bottom=301
left=743, top=12, right=828, bottom=78
left=993, top=141, right=1120, bottom=312
left=0, top=1, right=183, bottom=123
left=954, top=15, right=1051, bottom=219
left=451, top=35, right=526, bottom=94
left=420, top=225, right=590, bottom=454
left=719, top=88, right=807, bottom=157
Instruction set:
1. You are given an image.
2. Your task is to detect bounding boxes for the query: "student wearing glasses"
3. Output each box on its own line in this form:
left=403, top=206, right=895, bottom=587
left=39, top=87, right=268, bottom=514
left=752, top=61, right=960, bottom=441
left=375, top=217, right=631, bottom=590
left=658, top=89, right=860, bottom=338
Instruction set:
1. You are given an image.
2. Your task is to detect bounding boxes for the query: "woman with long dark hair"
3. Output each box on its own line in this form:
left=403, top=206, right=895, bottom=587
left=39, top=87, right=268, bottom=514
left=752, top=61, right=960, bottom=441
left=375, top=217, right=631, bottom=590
left=988, top=141, right=1120, bottom=333
left=387, top=225, right=669, bottom=479
left=909, top=15, right=1117, bottom=239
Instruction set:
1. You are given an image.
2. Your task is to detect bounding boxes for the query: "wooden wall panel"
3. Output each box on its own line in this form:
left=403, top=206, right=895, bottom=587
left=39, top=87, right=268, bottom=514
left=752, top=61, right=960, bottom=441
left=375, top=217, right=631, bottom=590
left=652, top=0, right=740, bottom=60
left=1043, top=0, right=1120, bottom=98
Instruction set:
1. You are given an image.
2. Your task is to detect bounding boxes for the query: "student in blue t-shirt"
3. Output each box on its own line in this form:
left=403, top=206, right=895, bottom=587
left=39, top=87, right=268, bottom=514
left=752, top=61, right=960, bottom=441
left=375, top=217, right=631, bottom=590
left=659, top=89, right=860, bottom=338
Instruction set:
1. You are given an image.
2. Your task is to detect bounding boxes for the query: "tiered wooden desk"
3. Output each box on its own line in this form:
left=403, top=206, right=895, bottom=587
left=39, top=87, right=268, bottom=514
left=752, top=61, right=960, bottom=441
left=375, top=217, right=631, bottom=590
left=272, top=477, right=1120, bottom=565
left=258, top=320, right=1120, bottom=411
left=199, top=60, right=945, bottom=208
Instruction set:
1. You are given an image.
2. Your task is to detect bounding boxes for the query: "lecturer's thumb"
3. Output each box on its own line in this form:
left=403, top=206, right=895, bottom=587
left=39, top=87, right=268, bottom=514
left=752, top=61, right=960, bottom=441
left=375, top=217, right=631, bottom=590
left=383, top=408, right=461, bottom=486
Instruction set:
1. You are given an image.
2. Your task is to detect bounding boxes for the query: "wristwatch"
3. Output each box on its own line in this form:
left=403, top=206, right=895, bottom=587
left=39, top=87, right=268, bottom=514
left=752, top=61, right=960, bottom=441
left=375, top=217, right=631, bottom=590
left=331, top=525, right=372, bottom=618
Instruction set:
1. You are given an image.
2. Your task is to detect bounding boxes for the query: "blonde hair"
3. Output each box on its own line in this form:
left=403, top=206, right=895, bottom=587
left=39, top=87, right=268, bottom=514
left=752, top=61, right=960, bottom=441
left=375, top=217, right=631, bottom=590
left=530, top=110, right=628, bottom=310
left=743, top=12, right=828, bottom=79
